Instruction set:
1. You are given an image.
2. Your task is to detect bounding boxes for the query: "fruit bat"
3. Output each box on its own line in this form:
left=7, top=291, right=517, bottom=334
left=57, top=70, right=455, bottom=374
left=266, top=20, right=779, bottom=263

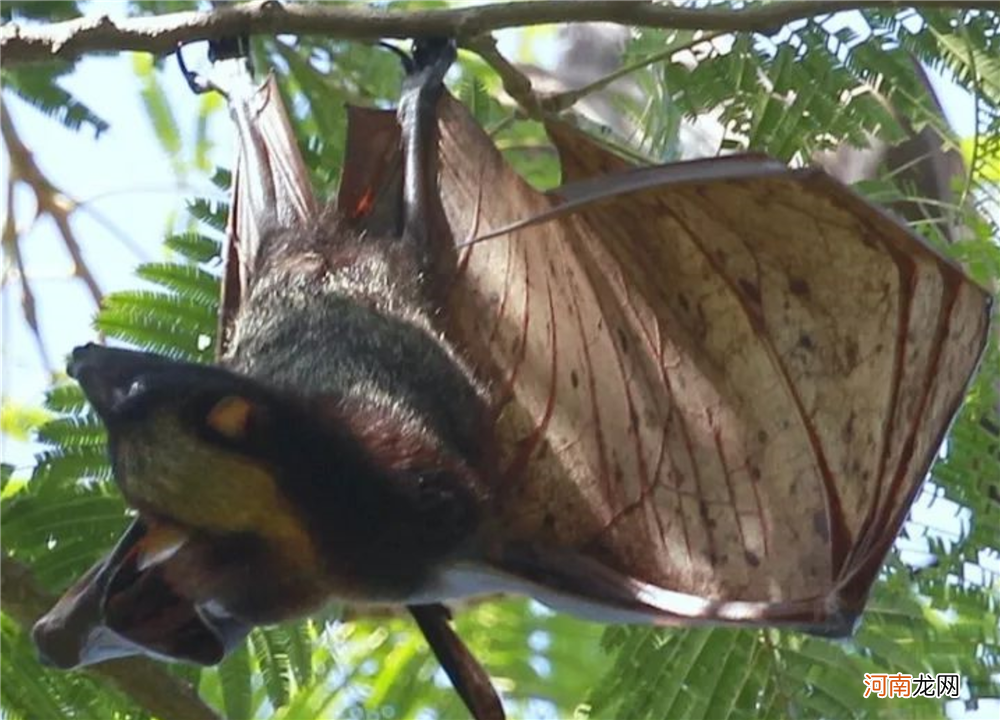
left=33, top=35, right=992, bottom=720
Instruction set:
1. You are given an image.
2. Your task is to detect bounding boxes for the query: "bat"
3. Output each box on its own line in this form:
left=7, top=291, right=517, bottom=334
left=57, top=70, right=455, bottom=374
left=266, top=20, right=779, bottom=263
left=33, top=35, right=992, bottom=720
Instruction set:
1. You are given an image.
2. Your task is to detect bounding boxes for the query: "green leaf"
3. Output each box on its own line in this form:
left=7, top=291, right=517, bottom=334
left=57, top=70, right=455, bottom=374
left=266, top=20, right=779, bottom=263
left=136, top=262, right=220, bottom=305
left=2, top=63, right=109, bottom=136
left=217, top=642, right=253, bottom=720
left=164, top=232, right=223, bottom=263
left=252, top=626, right=292, bottom=709
left=95, top=290, right=216, bottom=360
left=0, top=403, right=50, bottom=442
left=43, top=384, right=88, bottom=414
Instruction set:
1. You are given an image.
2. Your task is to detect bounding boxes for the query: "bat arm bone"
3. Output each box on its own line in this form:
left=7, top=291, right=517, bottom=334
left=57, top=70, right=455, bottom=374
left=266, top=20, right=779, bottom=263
left=422, top=555, right=849, bottom=635
left=455, top=154, right=790, bottom=250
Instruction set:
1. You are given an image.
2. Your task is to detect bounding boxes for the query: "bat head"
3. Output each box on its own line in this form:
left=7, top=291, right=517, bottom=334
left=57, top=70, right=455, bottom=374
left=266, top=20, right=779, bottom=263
left=68, top=343, right=296, bottom=535
left=61, top=343, right=487, bottom=615
left=33, top=344, right=327, bottom=668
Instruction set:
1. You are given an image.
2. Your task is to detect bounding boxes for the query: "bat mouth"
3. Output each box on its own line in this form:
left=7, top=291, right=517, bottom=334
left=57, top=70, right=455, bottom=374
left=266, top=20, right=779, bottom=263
left=32, top=518, right=248, bottom=668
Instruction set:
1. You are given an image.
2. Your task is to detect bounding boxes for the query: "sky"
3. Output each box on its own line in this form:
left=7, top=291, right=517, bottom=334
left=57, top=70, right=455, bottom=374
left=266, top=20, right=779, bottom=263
left=0, top=8, right=995, bottom=718
left=2, top=48, right=219, bottom=464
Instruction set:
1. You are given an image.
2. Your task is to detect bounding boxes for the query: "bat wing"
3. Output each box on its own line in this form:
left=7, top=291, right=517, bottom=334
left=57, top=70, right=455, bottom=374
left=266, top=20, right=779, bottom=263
left=218, top=71, right=319, bottom=346
left=420, top=97, right=992, bottom=634
left=224, top=71, right=503, bottom=720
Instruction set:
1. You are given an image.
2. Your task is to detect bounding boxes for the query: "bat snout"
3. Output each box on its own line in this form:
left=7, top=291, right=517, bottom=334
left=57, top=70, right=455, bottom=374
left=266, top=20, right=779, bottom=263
left=67, top=344, right=172, bottom=420
left=66, top=342, right=101, bottom=380
left=69, top=344, right=135, bottom=416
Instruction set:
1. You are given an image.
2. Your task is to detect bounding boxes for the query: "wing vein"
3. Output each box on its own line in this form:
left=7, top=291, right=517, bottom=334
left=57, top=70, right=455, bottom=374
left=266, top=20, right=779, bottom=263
left=664, top=201, right=847, bottom=575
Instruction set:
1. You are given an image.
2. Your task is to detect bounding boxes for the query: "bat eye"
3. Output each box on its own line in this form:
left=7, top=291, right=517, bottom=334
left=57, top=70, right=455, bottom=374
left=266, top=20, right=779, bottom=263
left=112, top=379, right=146, bottom=407
left=205, top=395, right=254, bottom=441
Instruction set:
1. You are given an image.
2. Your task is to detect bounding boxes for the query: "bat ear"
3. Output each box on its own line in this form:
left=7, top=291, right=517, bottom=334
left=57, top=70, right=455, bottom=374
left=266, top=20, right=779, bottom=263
left=32, top=554, right=115, bottom=668
left=102, top=547, right=245, bottom=666
left=32, top=519, right=249, bottom=668
left=204, top=394, right=258, bottom=441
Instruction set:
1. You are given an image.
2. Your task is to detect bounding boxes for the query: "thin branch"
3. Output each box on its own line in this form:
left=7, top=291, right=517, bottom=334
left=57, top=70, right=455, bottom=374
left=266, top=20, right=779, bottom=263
left=48, top=203, right=105, bottom=305
left=0, top=551, right=222, bottom=720
left=541, top=30, right=729, bottom=114
left=466, top=34, right=541, bottom=117
left=470, top=29, right=728, bottom=143
left=2, top=0, right=995, bottom=66
left=2, top=185, right=54, bottom=376
left=2, top=98, right=104, bottom=307
left=72, top=201, right=151, bottom=262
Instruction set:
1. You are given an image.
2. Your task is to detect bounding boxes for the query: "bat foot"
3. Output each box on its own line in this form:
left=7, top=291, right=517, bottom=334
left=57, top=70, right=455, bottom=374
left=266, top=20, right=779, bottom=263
left=411, top=38, right=457, bottom=75
left=207, top=35, right=252, bottom=66
left=401, top=37, right=457, bottom=99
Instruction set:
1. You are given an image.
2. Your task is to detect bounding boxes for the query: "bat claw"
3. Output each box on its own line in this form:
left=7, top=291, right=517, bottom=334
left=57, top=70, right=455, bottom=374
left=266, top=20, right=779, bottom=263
left=177, top=36, right=254, bottom=96
left=378, top=40, right=415, bottom=74
left=176, top=43, right=213, bottom=95
left=411, top=38, right=457, bottom=74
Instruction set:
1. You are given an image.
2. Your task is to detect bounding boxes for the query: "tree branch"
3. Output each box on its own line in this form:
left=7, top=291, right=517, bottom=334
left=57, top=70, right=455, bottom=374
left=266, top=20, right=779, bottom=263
left=2, top=98, right=103, bottom=307
left=0, top=552, right=222, bottom=720
left=1, top=0, right=995, bottom=66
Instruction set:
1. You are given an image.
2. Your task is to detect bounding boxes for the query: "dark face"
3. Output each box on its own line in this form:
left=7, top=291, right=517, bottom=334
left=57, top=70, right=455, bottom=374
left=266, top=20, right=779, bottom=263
left=32, top=344, right=320, bottom=669
left=68, top=343, right=303, bottom=535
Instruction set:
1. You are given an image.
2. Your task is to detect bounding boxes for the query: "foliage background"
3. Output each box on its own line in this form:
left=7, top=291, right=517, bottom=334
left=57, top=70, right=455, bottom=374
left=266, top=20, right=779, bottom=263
left=2, top=2, right=998, bottom=720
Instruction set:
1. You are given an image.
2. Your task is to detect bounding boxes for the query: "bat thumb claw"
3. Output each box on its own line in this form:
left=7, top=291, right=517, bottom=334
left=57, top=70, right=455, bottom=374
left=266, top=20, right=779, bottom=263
left=176, top=43, right=213, bottom=95
left=378, top=40, right=415, bottom=73
left=176, top=36, right=254, bottom=97
left=411, top=38, right=457, bottom=70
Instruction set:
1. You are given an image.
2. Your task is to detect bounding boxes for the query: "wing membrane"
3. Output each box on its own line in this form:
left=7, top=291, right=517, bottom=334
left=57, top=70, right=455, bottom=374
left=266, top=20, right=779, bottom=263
left=430, top=97, right=992, bottom=631
left=220, top=73, right=319, bottom=348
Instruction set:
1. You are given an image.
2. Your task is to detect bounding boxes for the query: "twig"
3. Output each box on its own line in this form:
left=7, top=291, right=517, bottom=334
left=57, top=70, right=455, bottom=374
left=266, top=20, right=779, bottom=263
left=2, top=0, right=995, bottom=66
left=0, top=551, right=222, bottom=720
left=1, top=182, right=53, bottom=375
left=72, top=201, right=151, bottom=262
left=541, top=30, right=729, bottom=114
left=466, top=34, right=541, bottom=118
left=470, top=29, right=726, bottom=155
left=2, top=98, right=103, bottom=307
